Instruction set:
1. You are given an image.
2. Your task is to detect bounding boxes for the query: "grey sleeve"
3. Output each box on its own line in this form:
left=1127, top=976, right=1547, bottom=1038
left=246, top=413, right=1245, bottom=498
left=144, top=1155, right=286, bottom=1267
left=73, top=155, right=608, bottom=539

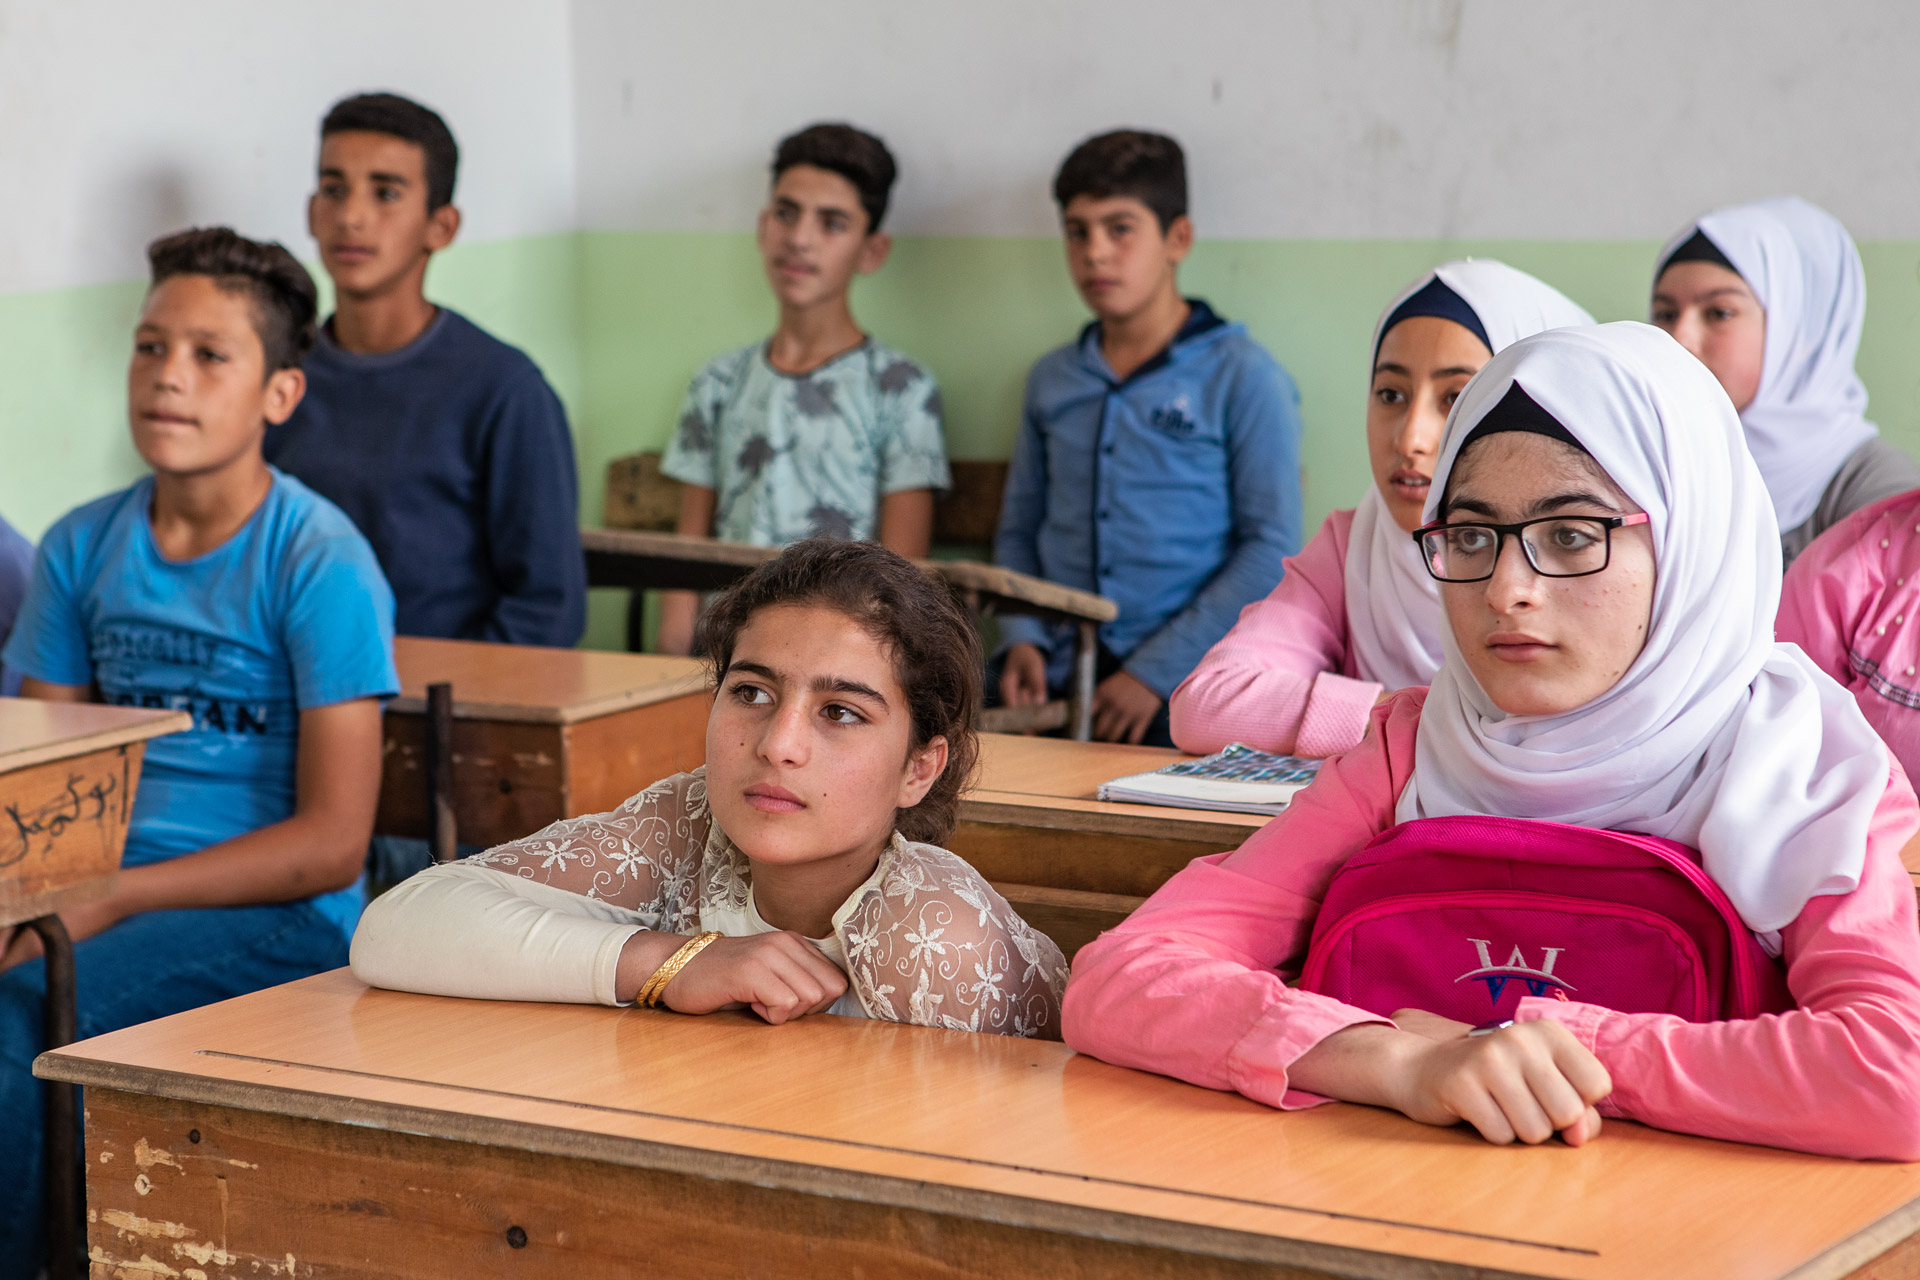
left=1781, top=439, right=1920, bottom=565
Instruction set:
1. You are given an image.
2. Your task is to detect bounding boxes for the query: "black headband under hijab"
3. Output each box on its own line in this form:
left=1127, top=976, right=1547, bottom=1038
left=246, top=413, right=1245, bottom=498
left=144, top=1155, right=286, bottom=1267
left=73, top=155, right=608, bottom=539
left=1660, top=228, right=1739, bottom=277
left=1460, top=381, right=1588, bottom=456
left=1376, top=277, right=1493, bottom=359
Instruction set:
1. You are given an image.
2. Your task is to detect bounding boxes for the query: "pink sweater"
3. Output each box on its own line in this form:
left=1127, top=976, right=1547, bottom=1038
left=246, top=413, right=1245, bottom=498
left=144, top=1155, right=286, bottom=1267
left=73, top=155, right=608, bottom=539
left=1064, top=690, right=1920, bottom=1160
left=1169, top=509, right=1384, bottom=758
left=1778, top=489, right=1920, bottom=786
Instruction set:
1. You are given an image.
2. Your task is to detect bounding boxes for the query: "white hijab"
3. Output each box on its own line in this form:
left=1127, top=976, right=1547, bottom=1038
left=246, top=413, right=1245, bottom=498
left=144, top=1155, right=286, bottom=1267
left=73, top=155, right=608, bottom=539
left=1658, top=196, right=1878, bottom=533
left=1345, top=261, right=1594, bottom=689
left=1397, top=322, right=1888, bottom=939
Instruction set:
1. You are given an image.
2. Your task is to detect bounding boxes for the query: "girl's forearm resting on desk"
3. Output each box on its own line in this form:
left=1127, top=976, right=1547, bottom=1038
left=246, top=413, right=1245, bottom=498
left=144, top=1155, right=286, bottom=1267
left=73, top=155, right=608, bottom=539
left=352, top=860, right=850, bottom=1022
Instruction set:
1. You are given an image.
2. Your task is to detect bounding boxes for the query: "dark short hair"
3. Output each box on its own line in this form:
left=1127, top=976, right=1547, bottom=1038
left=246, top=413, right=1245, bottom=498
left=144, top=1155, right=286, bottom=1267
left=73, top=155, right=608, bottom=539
left=697, top=540, right=981, bottom=845
left=146, top=228, right=318, bottom=373
left=321, top=92, right=460, bottom=211
left=1053, top=130, right=1188, bottom=232
left=773, top=123, right=898, bottom=233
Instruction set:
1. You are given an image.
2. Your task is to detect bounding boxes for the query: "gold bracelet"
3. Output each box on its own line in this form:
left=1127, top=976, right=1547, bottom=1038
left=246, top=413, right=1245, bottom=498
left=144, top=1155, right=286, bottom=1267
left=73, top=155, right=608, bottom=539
left=638, top=931, right=723, bottom=1008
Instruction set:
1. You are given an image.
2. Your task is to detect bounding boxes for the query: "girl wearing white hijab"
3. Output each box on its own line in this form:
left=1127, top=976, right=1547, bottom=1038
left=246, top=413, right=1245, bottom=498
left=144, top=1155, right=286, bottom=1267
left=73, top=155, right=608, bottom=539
left=1170, top=261, right=1591, bottom=757
left=1652, top=195, right=1920, bottom=563
left=1068, top=323, right=1920, bottom=1159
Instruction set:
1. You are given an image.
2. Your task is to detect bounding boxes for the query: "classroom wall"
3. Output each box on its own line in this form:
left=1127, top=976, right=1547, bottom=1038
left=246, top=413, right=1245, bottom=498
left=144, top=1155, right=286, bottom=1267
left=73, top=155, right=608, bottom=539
left=10, top=2, right=1920, bottom=653
left=0, top=0, right=580, bottom=537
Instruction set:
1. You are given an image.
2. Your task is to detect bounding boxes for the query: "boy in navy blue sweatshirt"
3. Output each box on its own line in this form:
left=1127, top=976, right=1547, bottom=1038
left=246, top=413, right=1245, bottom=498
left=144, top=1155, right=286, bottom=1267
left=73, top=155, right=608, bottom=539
left=994, top=130, right=1303, bottom=745
left=266, top=92, right=585, bottom=648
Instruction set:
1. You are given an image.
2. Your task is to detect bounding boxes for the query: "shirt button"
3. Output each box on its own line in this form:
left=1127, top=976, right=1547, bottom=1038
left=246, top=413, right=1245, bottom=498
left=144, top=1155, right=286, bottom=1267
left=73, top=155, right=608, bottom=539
left=1103, top=444, right=1115, bottom=454
left=1099, top=510, right=1110, bottom=520
left=1882, top=539, right=1892, bottom=549
left=1877, top=627, right=1887, bottom=636
left=1908, top=667, right=1917, bottom=677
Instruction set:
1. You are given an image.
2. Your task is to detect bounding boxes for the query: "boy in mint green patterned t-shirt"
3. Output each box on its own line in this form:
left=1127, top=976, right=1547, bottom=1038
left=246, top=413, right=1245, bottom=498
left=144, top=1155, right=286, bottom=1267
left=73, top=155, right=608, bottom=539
left=657, top=122, right=949, bottom=654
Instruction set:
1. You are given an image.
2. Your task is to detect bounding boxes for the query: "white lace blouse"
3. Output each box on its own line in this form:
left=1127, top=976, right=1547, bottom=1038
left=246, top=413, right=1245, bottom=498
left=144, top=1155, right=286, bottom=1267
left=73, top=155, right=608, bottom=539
left=350, top=768, right=1070, bottom=1039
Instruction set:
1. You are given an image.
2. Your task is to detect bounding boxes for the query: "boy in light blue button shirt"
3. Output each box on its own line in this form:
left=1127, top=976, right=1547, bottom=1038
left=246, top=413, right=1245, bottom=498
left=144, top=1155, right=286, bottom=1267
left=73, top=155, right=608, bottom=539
left=994, top=131, right=1303, bottom=745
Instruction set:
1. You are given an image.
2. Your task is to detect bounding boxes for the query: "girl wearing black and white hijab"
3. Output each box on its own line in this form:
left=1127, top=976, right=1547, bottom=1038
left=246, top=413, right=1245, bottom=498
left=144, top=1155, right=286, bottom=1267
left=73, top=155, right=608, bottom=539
left=1652, top=196, right=1920, bottom=562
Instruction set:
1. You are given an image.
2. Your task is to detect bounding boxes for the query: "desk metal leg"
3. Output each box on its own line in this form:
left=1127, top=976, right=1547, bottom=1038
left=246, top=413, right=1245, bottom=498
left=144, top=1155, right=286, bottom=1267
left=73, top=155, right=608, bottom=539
left=1068, top=622, right=1097, bottom=742
left=425, top=682, right=458, bottom=863
left=25, top=913, right=79, bottom=1280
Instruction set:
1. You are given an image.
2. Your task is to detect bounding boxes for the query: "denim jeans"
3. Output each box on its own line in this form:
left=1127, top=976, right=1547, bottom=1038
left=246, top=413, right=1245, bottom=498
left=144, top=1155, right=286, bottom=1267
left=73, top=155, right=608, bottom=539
left=0, top=901, right=350, bottom=1279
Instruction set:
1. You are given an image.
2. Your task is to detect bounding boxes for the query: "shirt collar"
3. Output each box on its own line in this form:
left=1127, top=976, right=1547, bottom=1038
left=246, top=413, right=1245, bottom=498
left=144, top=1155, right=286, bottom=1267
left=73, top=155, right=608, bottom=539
left=1077, top=298, right=1226, bottom=385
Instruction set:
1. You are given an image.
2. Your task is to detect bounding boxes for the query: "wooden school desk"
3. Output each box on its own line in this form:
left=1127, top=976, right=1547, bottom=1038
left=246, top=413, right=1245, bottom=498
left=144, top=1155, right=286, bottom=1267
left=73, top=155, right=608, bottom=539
left=954, top=733, right=1268, bottom=956
left=377, top=637, right=709, bottom=855
left=579, top=527, right=1119, bottom=739
left=42, top=969, right=1920, bottom=1280
left=0, top=696, right=191, bottom=1280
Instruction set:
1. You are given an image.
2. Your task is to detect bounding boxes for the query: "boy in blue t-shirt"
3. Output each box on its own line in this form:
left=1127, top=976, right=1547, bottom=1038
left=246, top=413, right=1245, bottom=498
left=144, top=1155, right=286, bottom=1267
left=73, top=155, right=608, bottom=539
left=0, top=228, right=397, bottom=1274
left=993, top=130, right=1303, bottom=746
left=656, top=123, right=950, bottom=655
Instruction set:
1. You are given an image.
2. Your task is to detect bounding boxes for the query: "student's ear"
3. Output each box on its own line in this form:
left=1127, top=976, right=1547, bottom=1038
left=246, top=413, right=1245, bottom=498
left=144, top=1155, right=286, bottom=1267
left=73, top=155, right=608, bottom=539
left=856, top=230, right=893, bottom=277
left=306, top=190, right=323, bottom=243
left=895, top=734, right=948, bottom=808
left=262, top=366, right=307, bottom=426
left=426, top=203, right=461, bottom=253
left=1164, top=215, right=1194, bottom=266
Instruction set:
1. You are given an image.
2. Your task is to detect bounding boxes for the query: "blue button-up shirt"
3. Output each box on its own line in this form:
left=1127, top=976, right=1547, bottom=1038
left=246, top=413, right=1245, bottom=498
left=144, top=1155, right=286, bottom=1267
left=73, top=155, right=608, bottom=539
left=993, top=301, right=1303, bottom=697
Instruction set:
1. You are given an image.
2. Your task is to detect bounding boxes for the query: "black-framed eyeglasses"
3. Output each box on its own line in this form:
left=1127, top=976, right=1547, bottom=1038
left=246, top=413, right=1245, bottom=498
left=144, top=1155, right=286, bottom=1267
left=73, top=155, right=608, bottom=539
left=1411, top=513, right=1651, bottom=583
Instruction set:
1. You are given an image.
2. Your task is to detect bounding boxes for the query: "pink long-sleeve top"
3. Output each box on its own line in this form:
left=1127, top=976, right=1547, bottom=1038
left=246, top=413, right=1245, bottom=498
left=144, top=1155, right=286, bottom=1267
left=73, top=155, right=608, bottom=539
left=1169, top=509, right=1384, bottom=758
left=1064, top=689, right=1920, bottom=1160
left=1778, top=489, right=1920, bottom=785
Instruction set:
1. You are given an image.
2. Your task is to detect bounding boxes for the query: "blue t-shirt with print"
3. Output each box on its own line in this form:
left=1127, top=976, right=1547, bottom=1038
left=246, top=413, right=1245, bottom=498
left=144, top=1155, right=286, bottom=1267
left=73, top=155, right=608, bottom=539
left=1, top=469, right=398, bottom=937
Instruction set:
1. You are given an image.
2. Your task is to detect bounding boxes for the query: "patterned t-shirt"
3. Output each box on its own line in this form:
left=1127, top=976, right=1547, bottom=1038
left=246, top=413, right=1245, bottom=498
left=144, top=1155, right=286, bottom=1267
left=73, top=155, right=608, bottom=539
left=660, top=339, right=951, bottom=546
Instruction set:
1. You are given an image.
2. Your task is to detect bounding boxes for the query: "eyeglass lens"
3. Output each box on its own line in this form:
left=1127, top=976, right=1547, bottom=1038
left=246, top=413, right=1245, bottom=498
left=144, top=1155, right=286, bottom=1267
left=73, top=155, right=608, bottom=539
left=1422, top=519, right=1613, bottom=581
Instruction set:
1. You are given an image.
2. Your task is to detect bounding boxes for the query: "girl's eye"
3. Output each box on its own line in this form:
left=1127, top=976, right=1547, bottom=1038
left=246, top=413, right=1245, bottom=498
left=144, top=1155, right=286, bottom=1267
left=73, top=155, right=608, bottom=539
left=1651, top=308, right=1676, bottom=324
left=1442, top=390, right=1460, bottom=408
left=1375, top=388, right=1404, bottom=406
left=823, top=703, right=863, bottom=725
left=730, top=683, right=772, bottom=706
left=135, top=341, right=163, bottom=356
left=1709, top=307, right=1736, bottom=321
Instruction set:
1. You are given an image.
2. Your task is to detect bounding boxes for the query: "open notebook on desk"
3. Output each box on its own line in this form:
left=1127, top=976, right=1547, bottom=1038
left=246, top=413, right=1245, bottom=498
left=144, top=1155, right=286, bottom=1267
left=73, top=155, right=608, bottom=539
left=1097, top=743, right=1323, bottom=816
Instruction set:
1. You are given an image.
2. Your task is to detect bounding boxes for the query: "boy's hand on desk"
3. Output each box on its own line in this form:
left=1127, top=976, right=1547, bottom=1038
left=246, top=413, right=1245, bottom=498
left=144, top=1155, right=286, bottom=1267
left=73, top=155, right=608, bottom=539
left=1392, top=1018, right=1611, bottom=1148
left=1093, top=670, right=1163, bottom=744
left=1000, top=644, right=1050, bottom=709
left=663, top=932, right=849, bottom=1025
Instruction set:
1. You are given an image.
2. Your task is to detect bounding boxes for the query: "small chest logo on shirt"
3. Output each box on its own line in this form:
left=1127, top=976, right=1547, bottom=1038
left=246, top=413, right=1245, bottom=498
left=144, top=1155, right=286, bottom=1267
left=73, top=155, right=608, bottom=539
left=1148, top=397, right=1199, bottom=437
left=1455, top=938, right=1576, bottom=1004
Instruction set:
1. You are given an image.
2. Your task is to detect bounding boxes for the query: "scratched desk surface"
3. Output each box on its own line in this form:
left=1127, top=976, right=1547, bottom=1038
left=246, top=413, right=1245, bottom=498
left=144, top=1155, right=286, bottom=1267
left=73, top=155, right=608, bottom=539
left=0, top=698, right=192, bottom=927
left=42, top=970, right=1920, bottom=1280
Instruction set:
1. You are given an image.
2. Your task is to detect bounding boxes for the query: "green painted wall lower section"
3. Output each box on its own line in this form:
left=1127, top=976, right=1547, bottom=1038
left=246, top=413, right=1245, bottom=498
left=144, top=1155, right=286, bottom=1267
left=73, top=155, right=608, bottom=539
left=10, top=228, right=1920, bottom=654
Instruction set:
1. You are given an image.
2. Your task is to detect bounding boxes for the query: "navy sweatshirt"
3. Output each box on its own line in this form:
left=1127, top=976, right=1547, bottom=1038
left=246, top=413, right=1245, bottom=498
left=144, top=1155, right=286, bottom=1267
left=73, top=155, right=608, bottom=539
left=265, top=308, right=586, bottom=647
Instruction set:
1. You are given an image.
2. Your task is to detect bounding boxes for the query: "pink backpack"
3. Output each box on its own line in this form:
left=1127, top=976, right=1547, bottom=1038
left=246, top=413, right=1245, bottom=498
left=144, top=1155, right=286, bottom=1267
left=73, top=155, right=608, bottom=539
left=1299, top=815, right=1793, bottom=1024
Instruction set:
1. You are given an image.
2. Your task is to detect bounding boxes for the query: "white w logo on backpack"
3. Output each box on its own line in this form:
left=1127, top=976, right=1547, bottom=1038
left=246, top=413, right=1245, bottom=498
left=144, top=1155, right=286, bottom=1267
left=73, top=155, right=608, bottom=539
left=1455, top=938, right=1576, bottom=1004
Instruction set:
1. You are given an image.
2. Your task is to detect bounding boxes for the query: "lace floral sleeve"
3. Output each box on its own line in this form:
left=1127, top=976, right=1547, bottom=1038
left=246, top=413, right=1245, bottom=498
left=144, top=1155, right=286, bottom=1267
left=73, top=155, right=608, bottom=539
left=840, top=840, right=1071, bottom=1040
left=465, top=769, right=713, bottom=919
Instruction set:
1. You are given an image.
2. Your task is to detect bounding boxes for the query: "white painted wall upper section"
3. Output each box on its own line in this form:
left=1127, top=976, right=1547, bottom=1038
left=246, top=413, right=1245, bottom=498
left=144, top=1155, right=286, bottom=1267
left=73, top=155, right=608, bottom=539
left=0, top=0, right=577, bottom=296
left=9, top=0, right=1919, bottom=299
left=573, top=0, right=1920, bottom=242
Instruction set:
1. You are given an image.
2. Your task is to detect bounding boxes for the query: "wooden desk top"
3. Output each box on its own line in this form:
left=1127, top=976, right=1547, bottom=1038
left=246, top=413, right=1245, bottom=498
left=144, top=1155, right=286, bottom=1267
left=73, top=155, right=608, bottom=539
left=962, top=732, right=1268, bottom=843
left=580, top=527, right=1118, bottom=625
left=391, top=637, right=707, bottom=725
left=0, top=697, right=192, bottom=774
left=41, top=970, right=1920, bottom=1280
